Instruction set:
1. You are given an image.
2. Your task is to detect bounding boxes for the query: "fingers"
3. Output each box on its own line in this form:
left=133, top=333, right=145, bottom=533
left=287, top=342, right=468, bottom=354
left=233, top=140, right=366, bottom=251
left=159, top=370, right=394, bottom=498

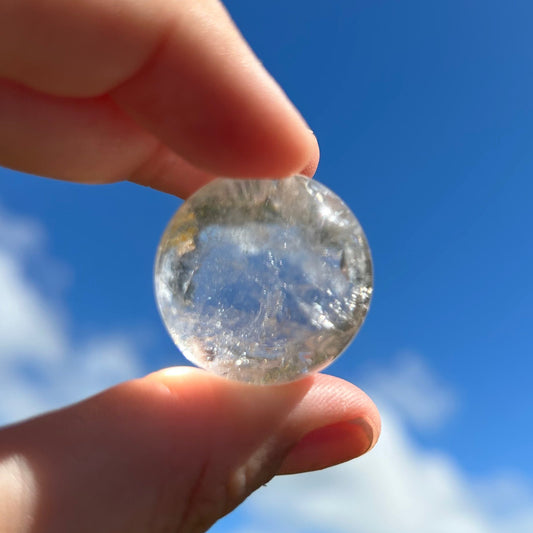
left=111, top=0, right=315, bottom=178
left=0, top=369, right=379, bottom=533
left=0, top=0, right=318, bottom=193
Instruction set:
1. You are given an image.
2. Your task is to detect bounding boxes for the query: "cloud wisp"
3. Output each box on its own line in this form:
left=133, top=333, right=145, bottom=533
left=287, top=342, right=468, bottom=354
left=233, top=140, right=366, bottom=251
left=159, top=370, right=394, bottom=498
left=0, top=204, right=146, bottom=425
left=363, top=351, right=457, bottom=431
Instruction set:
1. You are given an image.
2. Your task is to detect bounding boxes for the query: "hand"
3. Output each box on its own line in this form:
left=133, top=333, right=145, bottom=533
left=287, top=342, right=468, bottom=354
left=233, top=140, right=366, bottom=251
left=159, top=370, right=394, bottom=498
left=0, top=1, right=380, bottom=532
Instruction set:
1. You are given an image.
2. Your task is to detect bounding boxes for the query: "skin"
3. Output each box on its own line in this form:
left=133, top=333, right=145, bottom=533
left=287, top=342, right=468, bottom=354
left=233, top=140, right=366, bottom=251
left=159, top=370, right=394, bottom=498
left=0, top=1, right=381, bottom=532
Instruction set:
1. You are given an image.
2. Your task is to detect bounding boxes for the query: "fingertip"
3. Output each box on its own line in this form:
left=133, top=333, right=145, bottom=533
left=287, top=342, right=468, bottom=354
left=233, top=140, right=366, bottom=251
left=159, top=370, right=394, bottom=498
left=129, top=128, right=319, bottom=199
left=277, top=373, right=381, bottom=474
left=143, top=369, right=381, bottom=475
left=112, top=0, right=317, bottom=182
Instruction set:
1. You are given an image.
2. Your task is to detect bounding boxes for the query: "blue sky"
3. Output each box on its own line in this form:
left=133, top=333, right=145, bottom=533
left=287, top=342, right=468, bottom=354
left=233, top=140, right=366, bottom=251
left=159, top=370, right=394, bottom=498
left=1, top=1, right=532, bottom=532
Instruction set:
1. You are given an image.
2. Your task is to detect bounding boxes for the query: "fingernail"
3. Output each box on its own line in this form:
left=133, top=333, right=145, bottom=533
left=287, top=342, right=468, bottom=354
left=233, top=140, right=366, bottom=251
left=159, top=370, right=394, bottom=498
left=348, top=417, right=377, bottom=452
left=278, top=417, right=376, bottom=475
left=299, top=132, right=320, bottom=178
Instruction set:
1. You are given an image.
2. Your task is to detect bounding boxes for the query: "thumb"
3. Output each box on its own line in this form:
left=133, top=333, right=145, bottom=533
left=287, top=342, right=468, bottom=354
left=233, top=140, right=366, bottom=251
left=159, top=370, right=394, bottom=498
left=0, top=368, right=380, bottom=533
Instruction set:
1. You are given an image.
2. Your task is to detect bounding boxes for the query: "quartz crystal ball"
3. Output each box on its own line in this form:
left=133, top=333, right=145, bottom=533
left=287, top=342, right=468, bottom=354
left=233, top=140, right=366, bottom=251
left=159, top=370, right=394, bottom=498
left=154, top=175, right=372, bottom=385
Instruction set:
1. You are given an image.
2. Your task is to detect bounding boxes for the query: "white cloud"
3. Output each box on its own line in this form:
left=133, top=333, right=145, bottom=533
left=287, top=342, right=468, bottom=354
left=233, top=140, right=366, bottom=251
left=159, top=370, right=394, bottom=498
left=0, top=251, right=66, bottom=363
left=0, top=204, right=46, bottom=254
left=363, top=352, right=457, bottom=431
left=473, top=473, right=533, bottom=533
left=0, top=205, right=146, bottom=425
left=216, top=357, right=533, bottom=533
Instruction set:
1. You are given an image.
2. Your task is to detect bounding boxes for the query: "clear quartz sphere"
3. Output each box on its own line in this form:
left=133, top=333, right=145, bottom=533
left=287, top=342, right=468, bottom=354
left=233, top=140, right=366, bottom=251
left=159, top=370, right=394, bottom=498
left=154, top=175, right=372, bottom=385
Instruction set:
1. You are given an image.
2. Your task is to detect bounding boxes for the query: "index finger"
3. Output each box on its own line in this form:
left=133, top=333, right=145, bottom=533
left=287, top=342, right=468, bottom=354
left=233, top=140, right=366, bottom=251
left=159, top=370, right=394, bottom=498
left=1, top=0, right=317, bottom=184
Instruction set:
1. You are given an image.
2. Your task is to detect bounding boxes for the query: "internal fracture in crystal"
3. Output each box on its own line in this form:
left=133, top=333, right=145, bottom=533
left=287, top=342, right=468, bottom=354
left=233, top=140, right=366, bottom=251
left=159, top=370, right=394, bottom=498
left=154, top=175, right=373, bottom=384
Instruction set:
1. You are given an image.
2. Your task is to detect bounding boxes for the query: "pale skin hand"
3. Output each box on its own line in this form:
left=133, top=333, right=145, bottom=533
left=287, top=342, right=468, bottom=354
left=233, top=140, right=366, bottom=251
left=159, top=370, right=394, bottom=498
left=0, top=1, right=381, bottom=532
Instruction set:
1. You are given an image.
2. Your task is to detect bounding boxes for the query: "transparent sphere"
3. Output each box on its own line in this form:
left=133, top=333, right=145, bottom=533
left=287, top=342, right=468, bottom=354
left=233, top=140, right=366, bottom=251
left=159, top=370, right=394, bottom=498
left=154, top=175, right=372, bottom=384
